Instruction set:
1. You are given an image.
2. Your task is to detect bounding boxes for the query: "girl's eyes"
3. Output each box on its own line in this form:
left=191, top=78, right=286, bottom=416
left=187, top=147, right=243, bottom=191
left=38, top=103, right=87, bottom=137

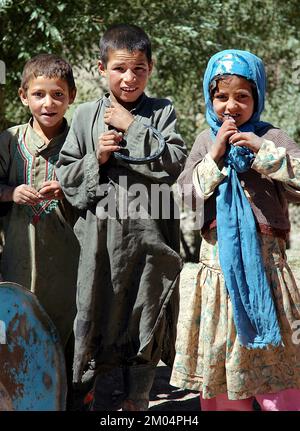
left=214, top=94, right=226, bottom=100
left=214, top=94, right=250, bottom=100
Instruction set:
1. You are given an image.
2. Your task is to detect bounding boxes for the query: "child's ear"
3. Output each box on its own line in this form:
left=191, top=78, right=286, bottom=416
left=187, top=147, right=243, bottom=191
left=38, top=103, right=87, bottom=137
left=68, top=87, right=77, bottom=105
left=98, top=61, right=106, bottom=77
left=148, top=60, right=154, bottom=76
left=18, top=87, right=29, bottom=107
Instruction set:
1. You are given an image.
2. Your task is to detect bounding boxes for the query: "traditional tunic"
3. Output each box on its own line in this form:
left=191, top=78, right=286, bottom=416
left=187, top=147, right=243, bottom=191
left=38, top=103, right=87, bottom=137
left=56, top=93, right=187, bottom=383
left=57, top=95, right=186, bottom=381
left=0, top=121, right=80, bottom=346
left=170, top=127, right=300, bottom=400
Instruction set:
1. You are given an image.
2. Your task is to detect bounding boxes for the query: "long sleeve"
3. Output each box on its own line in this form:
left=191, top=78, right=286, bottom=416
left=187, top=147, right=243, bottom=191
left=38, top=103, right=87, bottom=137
left=252, top=130, right=300, bottom=203
left=177, top=129, right=224, bottom=208
left=193, top=153, right=227, bottom=200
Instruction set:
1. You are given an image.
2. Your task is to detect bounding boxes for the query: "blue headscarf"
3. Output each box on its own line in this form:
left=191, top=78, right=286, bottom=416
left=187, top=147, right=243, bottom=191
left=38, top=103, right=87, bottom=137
left=203, top=49, right=282, bottom=349
left=203, top=49, right=269, bottom=135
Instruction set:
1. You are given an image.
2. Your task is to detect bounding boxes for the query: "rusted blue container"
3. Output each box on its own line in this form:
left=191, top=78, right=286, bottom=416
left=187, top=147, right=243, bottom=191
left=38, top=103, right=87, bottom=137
left=0, top=282, right=67, bottom=410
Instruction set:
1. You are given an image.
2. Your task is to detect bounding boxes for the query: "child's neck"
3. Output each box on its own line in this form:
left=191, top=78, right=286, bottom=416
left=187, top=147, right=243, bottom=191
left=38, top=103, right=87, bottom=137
left=116, top=94, right=143, bottom=111
left=32, top=118, right=65, bottom=144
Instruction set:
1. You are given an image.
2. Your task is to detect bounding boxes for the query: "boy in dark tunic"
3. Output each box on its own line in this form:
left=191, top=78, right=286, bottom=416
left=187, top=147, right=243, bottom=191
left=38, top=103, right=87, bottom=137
left=56, top=24, right=187, bottom=410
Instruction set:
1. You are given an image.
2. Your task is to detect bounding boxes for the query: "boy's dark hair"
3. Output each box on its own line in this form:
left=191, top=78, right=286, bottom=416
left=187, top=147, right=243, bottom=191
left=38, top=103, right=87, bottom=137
left=21, top=54, right=76, bottom=92
left=99, top=24, right=152, bottom=67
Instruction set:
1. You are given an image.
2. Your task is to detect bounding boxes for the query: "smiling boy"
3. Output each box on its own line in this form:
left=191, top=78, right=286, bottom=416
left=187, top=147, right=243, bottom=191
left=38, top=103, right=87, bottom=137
left=56, top=24, right=187, bottom=411
left=0, top=54, right=80, bottom=350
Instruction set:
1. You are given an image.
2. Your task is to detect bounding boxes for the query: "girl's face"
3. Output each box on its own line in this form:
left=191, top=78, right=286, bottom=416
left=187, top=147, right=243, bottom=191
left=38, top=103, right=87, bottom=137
left=212, top=75, right=255, bottom=127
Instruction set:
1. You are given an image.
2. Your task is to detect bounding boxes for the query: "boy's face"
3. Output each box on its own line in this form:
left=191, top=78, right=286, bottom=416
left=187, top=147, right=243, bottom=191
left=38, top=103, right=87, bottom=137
left=98, top=49, right=153, bottom=107
left=212, top=75, right=255, bottom=127
left=19, top=76, right=76, bottom=137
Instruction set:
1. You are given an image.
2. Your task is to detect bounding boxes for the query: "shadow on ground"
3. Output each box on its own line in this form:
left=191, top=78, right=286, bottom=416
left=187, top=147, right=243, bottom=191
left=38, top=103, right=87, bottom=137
left=149, top=364, right=199, bottom=411
left=69, top=363, right=199, bottom=411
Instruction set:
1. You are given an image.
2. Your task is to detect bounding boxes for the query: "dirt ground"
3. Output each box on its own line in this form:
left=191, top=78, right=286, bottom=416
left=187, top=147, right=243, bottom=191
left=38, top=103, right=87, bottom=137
left=149, top=362, right=199, bottom=411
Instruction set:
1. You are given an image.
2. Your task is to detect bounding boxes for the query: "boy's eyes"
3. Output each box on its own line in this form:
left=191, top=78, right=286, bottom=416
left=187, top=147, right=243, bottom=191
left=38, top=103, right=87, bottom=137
left=113, top=66, right=146, bottom=72
left=32, top=91, right=43, bottom=97
left=32, top=91, right=64, bottom=98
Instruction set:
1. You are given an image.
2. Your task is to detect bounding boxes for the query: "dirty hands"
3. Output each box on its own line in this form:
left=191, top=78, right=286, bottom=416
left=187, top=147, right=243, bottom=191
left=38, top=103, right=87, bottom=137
left=38, top=181, right=64, bottom=200
left=97, top=93, right=134, bottom=165
left=209, top=117, right=264, bottom=163
left=229, top=131, right=263, bottom=153
left=96, top=130, right=123, bottom=165
left=12, top=184, right=42, bottom=205
left=104, top=92, right=134, bottom=132
left=12, top=181, right=63, bottom=205
left=209, top=118, right=238, bottom=163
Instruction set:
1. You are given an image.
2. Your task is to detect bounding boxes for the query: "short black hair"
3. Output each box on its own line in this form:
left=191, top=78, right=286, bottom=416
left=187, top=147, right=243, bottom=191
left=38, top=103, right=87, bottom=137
left=21, top=54, right=76, bottom=93
left=99, top=24, right=152, bottom=67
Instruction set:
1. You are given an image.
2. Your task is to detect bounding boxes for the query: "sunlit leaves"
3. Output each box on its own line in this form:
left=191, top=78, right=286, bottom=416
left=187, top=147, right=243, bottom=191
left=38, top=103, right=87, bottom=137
left=1, top=0, right=300, bottom=144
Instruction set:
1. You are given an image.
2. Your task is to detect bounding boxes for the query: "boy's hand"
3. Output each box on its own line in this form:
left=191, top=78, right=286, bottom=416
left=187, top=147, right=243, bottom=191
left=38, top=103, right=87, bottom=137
left=104, top=95, right=134, bottom=132
left=97, top=130, right=123, bottom=165
left=12, top=184, right=42, bottom=205
left=210, top=119, right=238, bottom=163
left=229, top=132, right=263, bottom=153
left=39, top=181, right=64, bottom=200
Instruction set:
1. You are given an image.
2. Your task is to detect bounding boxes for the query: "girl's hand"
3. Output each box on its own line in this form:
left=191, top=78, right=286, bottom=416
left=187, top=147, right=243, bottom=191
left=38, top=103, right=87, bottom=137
left=210, top=119, right=238, bottom=162
left=12, top=184, right=42, bottom=205
left=229, top=132, right=263, bottom=153
left=39, top=181, right=64, bottom=200
left=96, top=130, right=123, bottom=165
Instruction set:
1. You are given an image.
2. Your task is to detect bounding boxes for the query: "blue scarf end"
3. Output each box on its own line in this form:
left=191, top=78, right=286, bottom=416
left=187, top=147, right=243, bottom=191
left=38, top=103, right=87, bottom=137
left=238, top=330, right=283, bottom=350
left=217, top=150, right=282, bottom=351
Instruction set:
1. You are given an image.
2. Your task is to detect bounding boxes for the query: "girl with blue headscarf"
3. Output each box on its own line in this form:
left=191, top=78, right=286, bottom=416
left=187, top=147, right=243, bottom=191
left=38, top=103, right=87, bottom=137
left=170, top=50, right=300, bottom=410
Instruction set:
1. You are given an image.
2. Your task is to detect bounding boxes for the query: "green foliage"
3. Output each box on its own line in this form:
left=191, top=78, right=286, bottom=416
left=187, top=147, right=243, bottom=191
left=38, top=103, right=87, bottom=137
left=0, top=0, right=100, bottom=126
left=1, top=0, right=300, bottom=146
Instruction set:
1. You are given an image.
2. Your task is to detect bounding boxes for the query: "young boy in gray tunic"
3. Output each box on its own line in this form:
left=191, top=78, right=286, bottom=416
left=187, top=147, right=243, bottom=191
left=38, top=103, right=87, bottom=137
left=56, top=24, right=187, bottom=411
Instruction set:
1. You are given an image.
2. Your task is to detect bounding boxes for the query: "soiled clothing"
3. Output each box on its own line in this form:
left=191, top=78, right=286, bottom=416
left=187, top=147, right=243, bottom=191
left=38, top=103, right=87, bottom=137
left=171, top=230, right=300, bottom=399
left=56, top=93, right=187, bottom=383
left=178, top=126, right=300, bottom=237
left=0, top=121, right=80, bottom=346
left=170, top=128, right=300, bottom=399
